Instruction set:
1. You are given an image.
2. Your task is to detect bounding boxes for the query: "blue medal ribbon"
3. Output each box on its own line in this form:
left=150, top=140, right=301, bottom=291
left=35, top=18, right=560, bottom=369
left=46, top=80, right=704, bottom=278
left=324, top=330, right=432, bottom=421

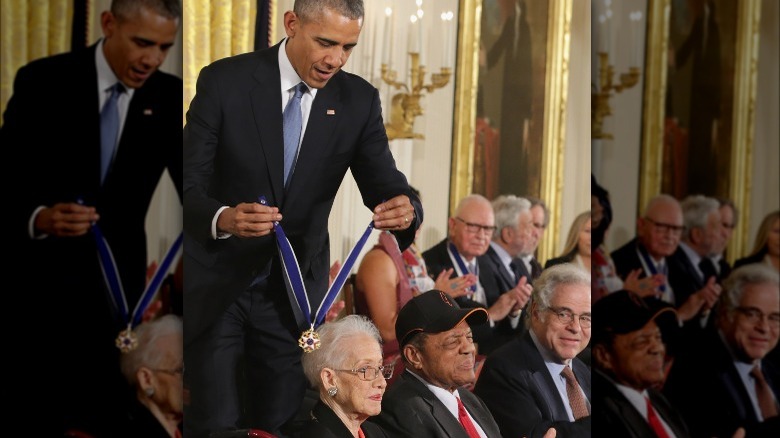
left=636, top=243, right=667, bottom=293
left=259, top=196, right=375, bottom=332
left=89, top=212, right=183, bottom=351
left=448, top=242, right=477, bottom=293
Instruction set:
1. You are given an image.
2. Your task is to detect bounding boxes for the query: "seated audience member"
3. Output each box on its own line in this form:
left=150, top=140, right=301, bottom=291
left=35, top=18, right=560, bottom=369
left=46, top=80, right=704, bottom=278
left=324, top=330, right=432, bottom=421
left=474, top=264, right=592, bottom=438
left=591, top=291, right=691, bottom=437
left=734, top=210, right=780, bottom=272
left=664, top=263, right=780, bottom=437
left=369, top=290, right=503, bottom=437
left=544, top=211, right=591, bottom=271
left=356, top=188, right=474, bottom=385
left=611, top=194, right=715, bottom=328
left=677, top=194, right=728, bottom=285
left=482, top=195, right=535, bottom=330
left=119, top=314, right=184, bottom=438
left=518, top=196, right=549, bottom=281
left=300, top=315, right=389, bottom=438
left=710, top=198, right=739, bottom=278
left=591, top=175, right=663, bottom=302
left=423, top=194, right=525, bottom=355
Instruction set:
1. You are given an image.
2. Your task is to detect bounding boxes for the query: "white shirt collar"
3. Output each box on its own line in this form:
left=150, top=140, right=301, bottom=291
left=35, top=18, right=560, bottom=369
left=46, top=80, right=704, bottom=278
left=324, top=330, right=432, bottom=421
left=95, top=39, right=134, bottom=101
left=278, top=38, right=314, bottom=96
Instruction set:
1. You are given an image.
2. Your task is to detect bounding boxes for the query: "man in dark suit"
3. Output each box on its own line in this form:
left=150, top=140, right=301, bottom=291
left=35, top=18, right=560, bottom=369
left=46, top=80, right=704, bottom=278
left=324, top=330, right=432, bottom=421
left=516, top=196, right=548, bottom=280
left=423, top=194, right=526, bottom=355
left=591, top=290, right=690, bottom=438
left=474, top=264, right=592, bottom=438
left=369, top=290, right=503, bottom=437
left=709, top=197, right=738, bottom=279
left=483, top=195, right=534, bottom=329
left=2, top=1, right=182, bottom=436
left=664, top=263, right=780, bottom=437
left=182, top=1, right=422, bottom=437
left=612, top=194, right=716, bottom=329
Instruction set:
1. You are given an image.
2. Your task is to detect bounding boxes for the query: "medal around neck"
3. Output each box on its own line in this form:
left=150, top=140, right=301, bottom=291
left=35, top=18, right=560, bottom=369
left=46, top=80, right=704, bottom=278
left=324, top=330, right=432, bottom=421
left=259, top=196, right=375, bottom=353
left=91, top=219, right=183, bottom=353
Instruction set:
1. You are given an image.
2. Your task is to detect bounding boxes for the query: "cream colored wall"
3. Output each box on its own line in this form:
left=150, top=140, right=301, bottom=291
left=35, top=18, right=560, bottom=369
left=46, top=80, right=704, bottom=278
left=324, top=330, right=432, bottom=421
left=591, top=0, right=647, bottom=252
left=558, top=0, right=592, bottom=255
left=274, top=1, right=590, bottom=270
left=90, top=0, right=183, bottom=265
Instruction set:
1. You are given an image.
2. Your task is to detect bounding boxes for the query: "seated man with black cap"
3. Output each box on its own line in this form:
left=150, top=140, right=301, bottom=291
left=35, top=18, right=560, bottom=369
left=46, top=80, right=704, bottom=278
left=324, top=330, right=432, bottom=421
left=591, top=290, right=691, bottom=437
left=368, top=290, right=503, bottom=437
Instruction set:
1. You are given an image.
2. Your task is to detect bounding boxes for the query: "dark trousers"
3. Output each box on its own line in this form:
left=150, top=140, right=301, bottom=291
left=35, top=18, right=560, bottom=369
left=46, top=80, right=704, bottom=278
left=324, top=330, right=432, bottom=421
left=185, top=270, right=307, bottom=438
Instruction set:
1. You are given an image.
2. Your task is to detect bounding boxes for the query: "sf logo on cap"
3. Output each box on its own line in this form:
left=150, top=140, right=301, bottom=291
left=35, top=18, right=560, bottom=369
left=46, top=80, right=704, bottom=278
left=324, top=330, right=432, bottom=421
left=439, top=291, right=453, bottom=306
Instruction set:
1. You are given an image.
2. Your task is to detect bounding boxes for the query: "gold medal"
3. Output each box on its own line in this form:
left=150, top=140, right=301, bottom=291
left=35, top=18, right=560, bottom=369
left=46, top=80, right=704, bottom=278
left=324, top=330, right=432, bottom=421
left=298, top=328, right=321, bottom=353
left=116, top=327, right=139, bottom=353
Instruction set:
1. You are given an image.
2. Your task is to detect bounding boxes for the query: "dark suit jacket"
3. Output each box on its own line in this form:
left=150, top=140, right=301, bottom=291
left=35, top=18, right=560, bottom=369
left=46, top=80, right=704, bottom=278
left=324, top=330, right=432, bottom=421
left=369, top=371, right=502, bottom=438
left=182, top=41, right=421, bottom=343
left=473, top=332, right=592, bottom=438
left=301, top=400, right=387, bottom=438
left=5, top=42, right=183, bottom=310
left=734, top=250, right=768, bottom=270
left=422, top=239, right=509, bottom=353
left=592, top=370, right=690, bottom=438
left=2, top=43, right=182, bottom=435
left=664, top=328, right=780, bottom=437
left=544, top=250, right=577, bottom=269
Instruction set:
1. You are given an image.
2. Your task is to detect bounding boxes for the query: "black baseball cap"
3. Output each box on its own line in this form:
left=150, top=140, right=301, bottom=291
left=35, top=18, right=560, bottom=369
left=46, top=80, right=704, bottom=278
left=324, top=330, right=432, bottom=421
left=395, top=290, right=488, bottom=347
left=592, top=290, right=678, bottom=345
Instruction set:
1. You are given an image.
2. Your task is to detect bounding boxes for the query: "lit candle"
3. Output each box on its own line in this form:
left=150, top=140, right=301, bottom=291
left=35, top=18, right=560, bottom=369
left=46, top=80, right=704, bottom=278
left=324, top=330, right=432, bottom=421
left=634, top=11, right=643, bottom=67
left=408, top=15, right=419, bottom=54
left=382, top=7, right=393, bottom=65
left=598, top=14, right=606, bottom=53
left=417, top=9, right=425, bottom=66
left=442, top=11, right=454, bottom=68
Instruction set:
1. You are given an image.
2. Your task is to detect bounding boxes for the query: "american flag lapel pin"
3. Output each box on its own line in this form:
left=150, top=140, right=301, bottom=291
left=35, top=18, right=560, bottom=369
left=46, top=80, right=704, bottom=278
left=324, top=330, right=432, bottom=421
left=326, top=109, right=335, bottom=116
left=143, top=109, right=153, bottom=116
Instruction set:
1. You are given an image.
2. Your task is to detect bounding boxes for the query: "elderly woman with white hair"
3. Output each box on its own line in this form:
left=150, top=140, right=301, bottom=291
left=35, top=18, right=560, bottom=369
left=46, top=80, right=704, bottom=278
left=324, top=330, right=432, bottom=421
left=119, top=314, right=184, bottom=438
left=301, top=314, right=390, bottom=438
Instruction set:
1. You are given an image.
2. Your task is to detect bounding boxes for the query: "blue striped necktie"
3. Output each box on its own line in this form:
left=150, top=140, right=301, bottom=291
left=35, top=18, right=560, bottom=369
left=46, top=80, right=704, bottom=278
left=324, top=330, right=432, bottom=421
left=283, top=82, right=307, bottom=187
left=100, top=83, right=124, bottom=184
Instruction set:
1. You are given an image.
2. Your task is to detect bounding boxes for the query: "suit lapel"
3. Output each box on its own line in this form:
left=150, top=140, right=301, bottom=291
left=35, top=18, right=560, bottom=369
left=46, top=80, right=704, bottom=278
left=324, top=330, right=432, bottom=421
left=485, top=247, right=515, bottom=291
left=251, top=46, right=285, bottom=206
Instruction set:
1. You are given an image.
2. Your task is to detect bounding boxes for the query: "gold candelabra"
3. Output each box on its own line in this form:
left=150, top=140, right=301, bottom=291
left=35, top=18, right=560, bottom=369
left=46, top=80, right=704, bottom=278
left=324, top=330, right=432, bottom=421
left=592, top=52, right=641, bottom=139
left=381, top=52, right=451, bottom=140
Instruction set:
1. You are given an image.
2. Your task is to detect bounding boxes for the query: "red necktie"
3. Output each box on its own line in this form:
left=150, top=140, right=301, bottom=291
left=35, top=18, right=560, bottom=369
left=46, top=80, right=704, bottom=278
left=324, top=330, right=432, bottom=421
left=646, top=397, right=670, bottom=438
left=456, top=396, right=481, bottom=438
left=358, top=427, right=366, bottom=438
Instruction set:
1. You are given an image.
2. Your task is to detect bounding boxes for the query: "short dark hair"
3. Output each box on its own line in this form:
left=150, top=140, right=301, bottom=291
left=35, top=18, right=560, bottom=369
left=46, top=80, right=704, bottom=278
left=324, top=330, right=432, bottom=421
left=112, top=0, right=181, bottom=21
left=294, top=0, right=364, bottom=22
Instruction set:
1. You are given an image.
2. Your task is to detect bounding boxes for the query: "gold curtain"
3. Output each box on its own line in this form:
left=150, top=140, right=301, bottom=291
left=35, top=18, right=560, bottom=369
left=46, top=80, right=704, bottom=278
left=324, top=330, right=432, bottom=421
left=0, top=0, right=73, bottom=126
left=183, top=0, right=257, bottom=123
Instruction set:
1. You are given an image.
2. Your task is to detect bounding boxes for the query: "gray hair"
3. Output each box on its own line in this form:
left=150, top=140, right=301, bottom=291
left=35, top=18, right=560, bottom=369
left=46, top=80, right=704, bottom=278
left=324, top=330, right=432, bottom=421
left=301, top=315, right=382, bottom=388
left=528, top=264, right=591, bottom=326
left=492, top=195, right=532, bottom=241
left=119, top=314, right=182, bottom=385
left=454, top=194, right=492, bottom=217
left=720, top=263, right=780, bottom=321
left=680, top=195, right=719, bottom=240
left=294, top=0, right=364, bottom=22
left=112, top=0, right=181, bottom=21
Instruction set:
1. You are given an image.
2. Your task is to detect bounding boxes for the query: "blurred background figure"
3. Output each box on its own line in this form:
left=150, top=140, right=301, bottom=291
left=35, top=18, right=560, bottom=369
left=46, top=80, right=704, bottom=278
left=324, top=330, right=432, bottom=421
left=518, top=196, right=549, bottom=281
left=544, top=210, right=592, bottom=272
left=355, top=187, right=474, bottom=385
left=734, top=210, right=780, bottom=272
left=119, top=314, right=184, bottom=438
left=300, top=315, right=389, bottom=438
left=664, top=263, right=780, bottom=437
left=710, top=198, right=739, bottom=278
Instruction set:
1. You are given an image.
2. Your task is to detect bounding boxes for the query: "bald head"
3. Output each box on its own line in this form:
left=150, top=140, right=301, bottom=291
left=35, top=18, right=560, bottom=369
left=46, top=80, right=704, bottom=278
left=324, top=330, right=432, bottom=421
left=449, top=195, right=495, bottom=260
left=637, top=195, right=684, bottom=260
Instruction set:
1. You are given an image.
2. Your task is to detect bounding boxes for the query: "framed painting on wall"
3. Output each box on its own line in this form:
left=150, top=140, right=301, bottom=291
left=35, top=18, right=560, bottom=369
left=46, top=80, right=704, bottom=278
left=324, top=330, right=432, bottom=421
left=639, top=0, right=761, bottom=258
left=450, top=0, right=572, bottom=259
